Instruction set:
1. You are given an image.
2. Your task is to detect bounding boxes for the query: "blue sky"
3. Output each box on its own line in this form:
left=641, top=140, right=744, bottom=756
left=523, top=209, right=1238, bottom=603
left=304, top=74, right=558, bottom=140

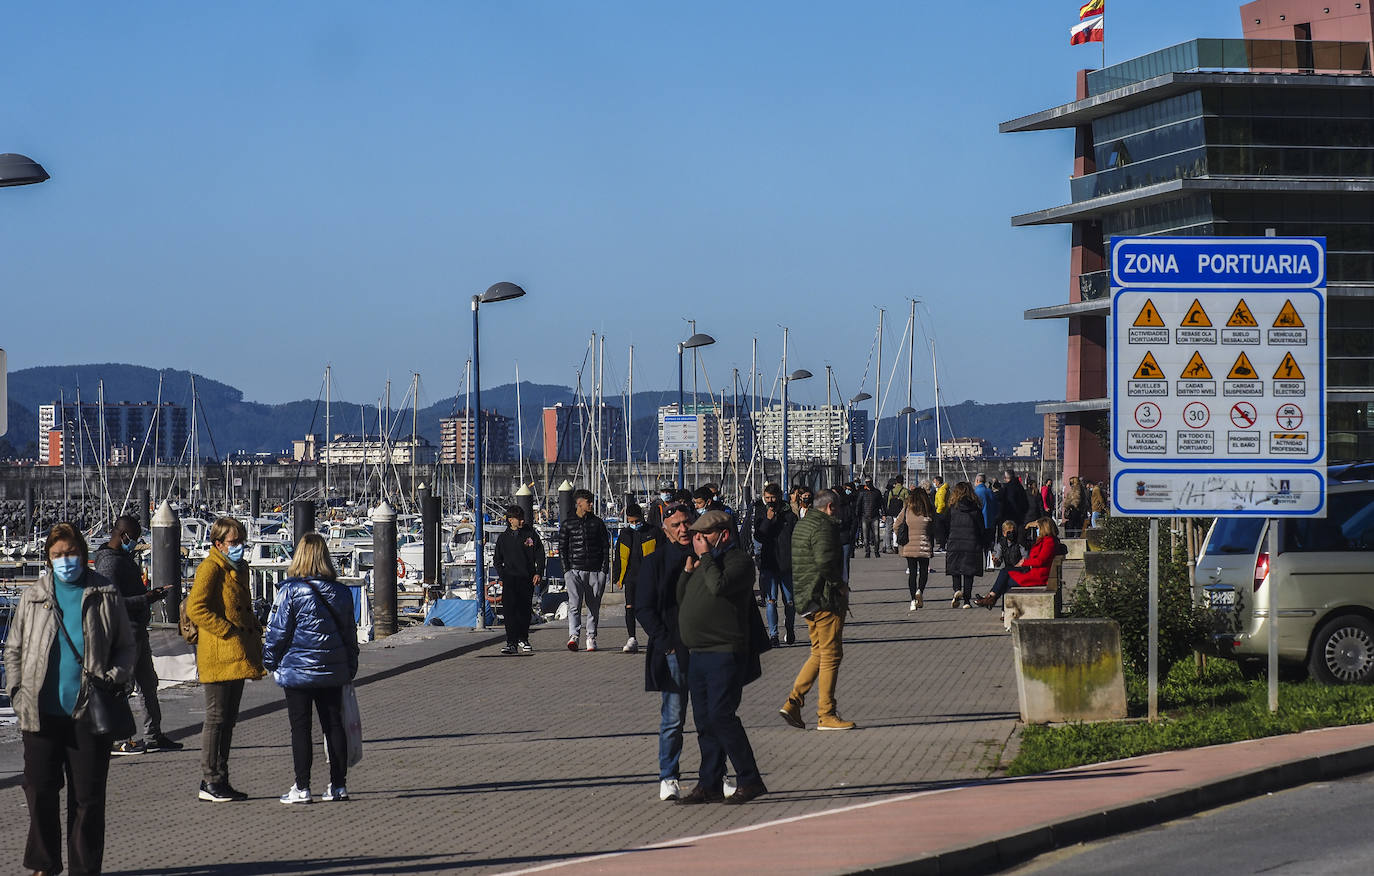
left=2, top=1, right=1245, bottom=414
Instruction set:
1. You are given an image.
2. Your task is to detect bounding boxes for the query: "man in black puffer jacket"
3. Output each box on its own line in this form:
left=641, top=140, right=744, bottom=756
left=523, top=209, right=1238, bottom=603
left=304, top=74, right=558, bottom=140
left=856, top=477, right=883, bottom=558
left=494, top=505, right=545, bottom=654
left=558, top=489, right=611, bottom=651
left=94, top=514, right=181, bottom=755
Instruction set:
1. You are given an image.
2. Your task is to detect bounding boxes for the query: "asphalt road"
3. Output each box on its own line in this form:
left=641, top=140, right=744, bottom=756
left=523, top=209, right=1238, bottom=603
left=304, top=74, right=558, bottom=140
left=1008, top=771, right=1374, bottom=875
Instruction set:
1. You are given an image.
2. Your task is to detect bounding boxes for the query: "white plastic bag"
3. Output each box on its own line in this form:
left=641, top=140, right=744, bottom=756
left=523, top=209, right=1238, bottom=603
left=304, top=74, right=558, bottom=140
left=340, top=683, right=363, bottom=767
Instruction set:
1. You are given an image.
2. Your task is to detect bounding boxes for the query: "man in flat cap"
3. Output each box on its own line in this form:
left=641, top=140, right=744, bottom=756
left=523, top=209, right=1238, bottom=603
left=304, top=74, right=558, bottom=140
left=675, top=510, right=766, bottom=805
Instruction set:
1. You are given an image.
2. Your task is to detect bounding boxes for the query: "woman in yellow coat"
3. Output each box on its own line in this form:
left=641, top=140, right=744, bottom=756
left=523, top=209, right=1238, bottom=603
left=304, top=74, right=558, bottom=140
left=186, top=516, right=264, bottom=802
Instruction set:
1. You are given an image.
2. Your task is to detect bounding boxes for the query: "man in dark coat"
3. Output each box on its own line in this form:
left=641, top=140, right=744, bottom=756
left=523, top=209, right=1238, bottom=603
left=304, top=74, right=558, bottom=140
left=752, top=482, right=797, bottom=646
left=493, top=505, right=545, bottom=654
left=856, top=477, right=883, bottom=557
left=1000, top=469, right=1030, bottom=530
left=557, top=488, right=611, bottom=651
left=634, top=499, right=696, bottom=802
left=94, top=514, right=179, bottom=755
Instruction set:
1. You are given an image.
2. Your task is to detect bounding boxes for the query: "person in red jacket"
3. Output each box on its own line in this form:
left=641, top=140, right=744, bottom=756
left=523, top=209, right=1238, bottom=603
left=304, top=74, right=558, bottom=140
left=974, top=518, right=1063, bottom=609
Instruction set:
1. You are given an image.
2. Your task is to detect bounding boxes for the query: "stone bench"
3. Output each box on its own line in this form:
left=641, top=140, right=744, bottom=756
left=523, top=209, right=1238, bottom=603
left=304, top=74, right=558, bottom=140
left=1002, top=556, right=1064, bottom=631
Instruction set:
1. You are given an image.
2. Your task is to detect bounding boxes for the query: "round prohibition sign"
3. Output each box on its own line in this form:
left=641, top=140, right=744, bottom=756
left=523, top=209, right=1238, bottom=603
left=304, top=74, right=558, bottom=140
left=1182, top=401, right=1211, bottom=429
left=1229, top=401, right=1257, bottom=429
left=1134, top=402, right=1163, bottom=429
left=1276, top=403, right=1304, bottom=430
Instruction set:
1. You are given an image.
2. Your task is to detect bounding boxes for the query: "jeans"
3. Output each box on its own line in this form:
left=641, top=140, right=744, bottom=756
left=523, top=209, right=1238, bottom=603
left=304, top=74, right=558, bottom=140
left=131, top=632, right=163, bottom=738
left=23, top=713, right=112, bottom=876
left=905, top=557, right=929, bottom=599
left=565, top=569, right=607, bottom=642
left=502, top=576, right=534, bottom=645
left=861, top=518, right=879, bottom=555
left=951, top=574, right=975, bottom=604
left=201, top=679, right=245, bottom=785
left=987, top=568, right=1015, bottom=599
left=760, top=569, right=794, bottom=640
left=787, top=609, right=844, bottom=719
left=687, top=650, right=761, bottom=788
left=1091, top=511, right=1103, bottom=528
left=658, top=652, right=688, bottom=780
left=284, top=685, right=347, bottom=790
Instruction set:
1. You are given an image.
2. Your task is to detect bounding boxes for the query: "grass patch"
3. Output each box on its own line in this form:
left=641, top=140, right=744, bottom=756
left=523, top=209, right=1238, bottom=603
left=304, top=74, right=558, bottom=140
left=1006, top=659, right=1374, bottom=777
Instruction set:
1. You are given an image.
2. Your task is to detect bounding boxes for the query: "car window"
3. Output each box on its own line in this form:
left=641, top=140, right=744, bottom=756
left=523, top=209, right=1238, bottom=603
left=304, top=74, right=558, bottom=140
left=1284, top=490, right=1374, bottom=552
left=1203, top=518, right=1265, bottom=556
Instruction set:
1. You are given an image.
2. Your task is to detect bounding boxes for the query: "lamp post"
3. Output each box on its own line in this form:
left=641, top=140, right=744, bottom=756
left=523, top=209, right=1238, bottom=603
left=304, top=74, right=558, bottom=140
left=0, top=153, right=49, bottom=440
left=848, top=392, right=872, bottom=482
left=781, top=368, right=812, bottom=490
left=676, top=332, right=715, bottom=488
left=472, top=281, right=526, bottom=630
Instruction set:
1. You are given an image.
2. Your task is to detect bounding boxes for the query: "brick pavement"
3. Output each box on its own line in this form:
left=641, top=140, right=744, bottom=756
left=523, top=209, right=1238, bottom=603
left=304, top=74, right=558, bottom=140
left=0, top=552, right=1023, bottom=874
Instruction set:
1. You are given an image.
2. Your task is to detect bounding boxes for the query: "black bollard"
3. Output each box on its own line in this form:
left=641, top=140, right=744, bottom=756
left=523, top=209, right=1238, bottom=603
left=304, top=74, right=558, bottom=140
left=137, top=488, right=151, bottom=531
left=372, top=502, right=397, bottom=638
left=250, top=488, right=261, bottom=522
left=25, top=485, right=35, bottom=534
left=557, top=480, right=574, bottom=525
left=515, top=485, right=534, bottom=525
left=151, top=501, right=181, bottom=625
left=293, top=499, right=316, bottom=549
left=422, top=494, right=441, bottom=585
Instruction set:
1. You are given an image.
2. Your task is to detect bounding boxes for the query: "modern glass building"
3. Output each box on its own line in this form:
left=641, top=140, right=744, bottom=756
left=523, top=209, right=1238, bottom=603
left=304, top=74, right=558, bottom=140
left=1004, top=5, right=1374, bottom=483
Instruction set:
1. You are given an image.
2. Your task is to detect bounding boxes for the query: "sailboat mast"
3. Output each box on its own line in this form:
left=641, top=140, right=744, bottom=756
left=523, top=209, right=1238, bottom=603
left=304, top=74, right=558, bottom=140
left=324, top=365, right=331, bottom=506
left=873, top=307, right=884, bottom=484
left=411, top=372, right=419, bottom=504
left=626, top=346, right=633, bottom=500
left=907, top=299, right=916, bottom=468
left=598, top=333, right=605, bottom=507
left=464, top=360, right=472, bottom=514
left=932, top=340, right=944, bottom=481
left=516, top=362, right=526, bottom=490
left=750, top=338, right=758, bottom=494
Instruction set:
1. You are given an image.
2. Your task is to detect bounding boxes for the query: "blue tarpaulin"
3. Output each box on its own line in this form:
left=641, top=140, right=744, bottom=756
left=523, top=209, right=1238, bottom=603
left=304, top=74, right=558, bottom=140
left=427, top=598, right=495, bottom=628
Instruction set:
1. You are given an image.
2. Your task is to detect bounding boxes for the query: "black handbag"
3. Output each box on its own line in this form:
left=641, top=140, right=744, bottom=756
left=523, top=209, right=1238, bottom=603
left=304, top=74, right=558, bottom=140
left=52, top=599, right=136, bottom=738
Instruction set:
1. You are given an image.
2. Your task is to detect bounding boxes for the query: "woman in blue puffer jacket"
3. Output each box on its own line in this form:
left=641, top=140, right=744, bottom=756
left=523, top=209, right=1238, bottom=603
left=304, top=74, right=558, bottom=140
left=264, top=532, right=360, bottom=804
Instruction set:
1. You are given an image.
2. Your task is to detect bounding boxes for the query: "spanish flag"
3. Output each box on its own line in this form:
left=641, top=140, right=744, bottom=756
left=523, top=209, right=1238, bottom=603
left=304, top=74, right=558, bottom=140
left=1079, top=0, right=1104, bottom=19
left=1071, top=14, right=1104, bottom=45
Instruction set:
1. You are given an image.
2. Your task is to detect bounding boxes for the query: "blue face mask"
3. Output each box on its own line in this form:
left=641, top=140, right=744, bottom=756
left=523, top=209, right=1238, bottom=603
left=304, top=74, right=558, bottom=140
left=225, top=544, right=245, bottom=563
left=660, top=493, right=672, bottom=502
left=122, top=536, right=137, bottom=553
left=52, top=556, right=83, bottom=583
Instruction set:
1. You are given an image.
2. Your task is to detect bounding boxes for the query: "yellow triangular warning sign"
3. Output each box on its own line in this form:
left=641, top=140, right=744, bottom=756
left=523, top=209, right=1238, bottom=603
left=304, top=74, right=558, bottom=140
left=1226, top=299, right=1258, bottom=327
left=1274, top=300, right=1305, bottom=328
left=1181, top=299, right=1212, bottom=327
left=1133, top=299, right=1165, bottom=327
left=1227, top=351, right=1258, bottom=380
left=1273, top=352, right=1305, bottom=380
left=1132, top=351, right=1164, bottom=380
left=1180, top=351, right=1213, bottom=379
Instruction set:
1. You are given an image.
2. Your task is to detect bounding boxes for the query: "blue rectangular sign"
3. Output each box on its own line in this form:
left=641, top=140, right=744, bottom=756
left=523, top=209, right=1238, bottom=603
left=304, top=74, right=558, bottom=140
left=1112, top=237, right=1324, bottom=289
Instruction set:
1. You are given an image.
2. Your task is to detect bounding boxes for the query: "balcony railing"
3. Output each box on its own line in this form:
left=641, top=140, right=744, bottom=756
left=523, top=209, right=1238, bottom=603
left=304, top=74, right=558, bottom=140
left=1086, top=39, right=1373, bottom=96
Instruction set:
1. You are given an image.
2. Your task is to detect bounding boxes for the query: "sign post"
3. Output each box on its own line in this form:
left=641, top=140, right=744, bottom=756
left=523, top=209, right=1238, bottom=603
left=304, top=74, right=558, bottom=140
left=1109, top=236, right=1327, bottom=717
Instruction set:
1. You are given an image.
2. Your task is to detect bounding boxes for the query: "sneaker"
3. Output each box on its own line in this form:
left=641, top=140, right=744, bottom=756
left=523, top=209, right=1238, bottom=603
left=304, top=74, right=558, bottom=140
left=322, top=784, right=349, bottom=801
left=723, top=776, right=738, bottom=798
left=586, top=638, right=597, bottom=652
left=783, top=631, right=795, bottom=645
left=224, top=784, right=250, bottom=801
left=818, top=714, right=857, bottom=731
left=658, top=778, right=681, bottom=801
left=909, top=599, right=917, bottom=612
left=518, top=641, right=534, bottom=654
left=567, top=636, right=579, bottom=652
left=145, top=734, right=183, bottom=752
left=916, top=594, right=924, bottom=610
left=622, top=636, right=639, bottom=654
left=198, top=781, right=237, bottom=803
left=961, top=602, right=973, bottom=609
left=769, top=634, right=780, bottom=648
left=500, top=643, right=517, bottom=655
left=951, top=594, right=961, bottom=608
left=279, top=784, right=312, bottom=805
left=778, top=700, right=805, bottom=729
left=112, top=739, right=146, bottom=756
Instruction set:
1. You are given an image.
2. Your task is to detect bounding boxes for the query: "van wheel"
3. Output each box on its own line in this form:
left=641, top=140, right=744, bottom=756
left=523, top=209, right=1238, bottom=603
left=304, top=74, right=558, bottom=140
left=1308, top=616, right=1374, bottom=684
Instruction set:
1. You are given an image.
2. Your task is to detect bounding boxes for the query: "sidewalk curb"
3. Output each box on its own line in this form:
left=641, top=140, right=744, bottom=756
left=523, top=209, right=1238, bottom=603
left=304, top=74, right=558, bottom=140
left=877, top=740, right=1374, bottom=875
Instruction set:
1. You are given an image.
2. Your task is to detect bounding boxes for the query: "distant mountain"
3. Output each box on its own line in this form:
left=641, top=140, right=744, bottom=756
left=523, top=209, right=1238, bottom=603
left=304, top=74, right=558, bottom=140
left=3, top=364, right=1052, bottom=462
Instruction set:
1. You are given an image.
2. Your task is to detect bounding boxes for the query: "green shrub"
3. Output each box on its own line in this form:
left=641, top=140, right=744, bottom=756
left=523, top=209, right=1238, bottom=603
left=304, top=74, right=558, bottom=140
left=1068, top=516, right=1209, bottom=676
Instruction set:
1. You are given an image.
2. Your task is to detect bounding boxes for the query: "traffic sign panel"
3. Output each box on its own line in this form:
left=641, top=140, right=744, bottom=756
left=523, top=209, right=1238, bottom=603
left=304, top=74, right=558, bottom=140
left=1110, top=235, right=1326, bottom=516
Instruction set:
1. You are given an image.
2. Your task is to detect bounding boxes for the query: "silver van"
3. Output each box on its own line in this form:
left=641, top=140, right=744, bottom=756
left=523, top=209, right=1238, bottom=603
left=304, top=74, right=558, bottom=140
left=1197, top=464, right=1374, bottom=683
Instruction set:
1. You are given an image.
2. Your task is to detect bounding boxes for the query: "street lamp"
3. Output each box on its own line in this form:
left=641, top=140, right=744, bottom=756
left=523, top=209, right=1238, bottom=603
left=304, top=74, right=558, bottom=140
left=472, top=281, right=526, bottom=630
left=781, top=368, right=812, bottom=490
left=677, top=332, right=715, bottom=488
left=0, top=154, right=49, bottom=439
left=848, top=392, right=872, bottom=481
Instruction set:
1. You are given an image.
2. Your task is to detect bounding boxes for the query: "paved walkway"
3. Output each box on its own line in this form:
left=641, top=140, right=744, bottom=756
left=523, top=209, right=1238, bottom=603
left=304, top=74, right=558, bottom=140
left=2, top=552, right=1371, bottom=874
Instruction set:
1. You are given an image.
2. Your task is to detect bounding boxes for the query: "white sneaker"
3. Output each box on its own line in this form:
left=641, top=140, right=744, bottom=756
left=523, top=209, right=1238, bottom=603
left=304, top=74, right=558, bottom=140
left=622, top=636, right=639, bottom=653
left=723, top=776, right=737, bottom=798
left=961, top=602, right=973, bottom=609
left=909, top=599, right=917, bottom=612
left=322, top=784, right=349, bottom=801
left=279, top=784, right=312, bottom=804
left=951, top=594, right=961, bottom=608
left=518, top=641, right=534, bottom=654
left=586, top=637, right=597, bottom=652
left=659, top=778, right=680, bottom=801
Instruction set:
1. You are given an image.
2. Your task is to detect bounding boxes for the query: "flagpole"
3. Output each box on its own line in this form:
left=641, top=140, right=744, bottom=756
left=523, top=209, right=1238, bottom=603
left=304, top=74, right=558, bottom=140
left=1101, top=2, right=1106, bottom=68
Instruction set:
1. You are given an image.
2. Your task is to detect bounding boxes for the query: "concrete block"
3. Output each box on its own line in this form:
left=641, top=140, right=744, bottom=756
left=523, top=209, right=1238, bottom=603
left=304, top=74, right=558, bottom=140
left=1061, top=537, right=1087, bottom=560
left=1004, top=589, right=1059, bottom=631
left=1085, top=527, right=1108, bottom=551
left=1083, top=550, right=1130, bottom=579
left=1011, top=618, right=1127, bottom=724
